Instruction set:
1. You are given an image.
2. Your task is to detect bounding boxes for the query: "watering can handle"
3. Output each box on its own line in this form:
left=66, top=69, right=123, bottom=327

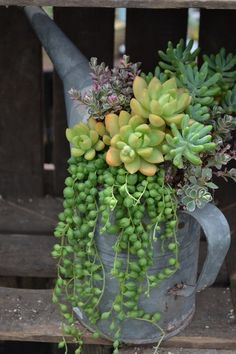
left=186, top=203, right=231, bottom=292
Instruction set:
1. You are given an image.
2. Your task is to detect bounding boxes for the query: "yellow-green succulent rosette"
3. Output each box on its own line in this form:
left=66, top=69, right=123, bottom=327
left=105, top=111, right=165, bottom=176
left=66, top=117, right=107, bottom=160
left=131, top=76, right=192, bottom=127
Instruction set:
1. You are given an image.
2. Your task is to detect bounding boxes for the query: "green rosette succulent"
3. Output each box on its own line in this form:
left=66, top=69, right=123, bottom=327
left=130, top=76, right=191, bottom=127
left=66, top=117, right=106, bottom=160
left=162, top=115, right=216, bottom=168
left=179, top=184, right=213, bottom=212
left=105, top=111, right=165, bottom=176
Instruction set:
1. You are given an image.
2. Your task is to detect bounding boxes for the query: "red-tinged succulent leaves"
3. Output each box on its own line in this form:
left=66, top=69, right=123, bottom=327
left=131, top=76, right=192, bottom=127
left=106, top=147, right=121, bottom=166
left=66, top=119, right=106, bottom=160
left=105, top=114, right=165, bottom=176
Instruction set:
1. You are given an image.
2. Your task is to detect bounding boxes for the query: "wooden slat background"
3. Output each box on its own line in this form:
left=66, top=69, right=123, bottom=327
left=0, top=7, right=43, bottom=197
left=53, top=7, right=115, bottom=194
left=126, top=9, right=188, bottom=73
left=1, top=0, right=236, bottom=9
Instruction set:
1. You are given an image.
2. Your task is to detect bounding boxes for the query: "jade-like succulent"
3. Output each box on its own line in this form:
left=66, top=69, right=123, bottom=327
left=105, top=112, right=165, bottom=176
left=66, top=118, right=106, bottom=160
left=162, top=115, right=216, bottom=169
left=130, top=76, right=191, bottom=126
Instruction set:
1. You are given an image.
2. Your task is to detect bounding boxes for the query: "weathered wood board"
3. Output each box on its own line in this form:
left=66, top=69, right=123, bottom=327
left=0, top=7, right=43, bottom=197
left=53, top=7, right=115, bottom=195
left=0, top=287, right=235, bottom=349
left=126, top=9, right=188, bottom=73
left=0, top=197, right=62, bottom=234
left=1, top=0, right=236, bottom=9
left=0, top=233, right=57, bottom=278
left=120, top=349, right=236, bottom=353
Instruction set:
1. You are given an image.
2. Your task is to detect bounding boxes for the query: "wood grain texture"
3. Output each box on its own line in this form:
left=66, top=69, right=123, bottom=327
left=120, top=349, right=236, bottom=354
left=126, top=9, right=188, bottom=73
left=1, top=1, right=236, bottom=9
left=0, top=7, right=43, bottom=197
left=59, top=344, right=113, bottom=354
left=0, top=287, right=110, bottom=344
left=53, top=7, right=115, bottom=195
left=199, top=9, right=236, bottom=55
left=223, top=203, right=236, bottom=311
left=0, top=288, right=235, bottom=348
left=0, top=234, right=57, bottom=277
left=0, top=197, right=62, bottom=234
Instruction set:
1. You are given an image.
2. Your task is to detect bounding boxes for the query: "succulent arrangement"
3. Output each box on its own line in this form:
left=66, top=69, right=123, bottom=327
left=52, top=40, right=236, bottom=354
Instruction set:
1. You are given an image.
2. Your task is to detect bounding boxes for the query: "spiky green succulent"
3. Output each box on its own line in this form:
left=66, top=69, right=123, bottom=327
left=130, top=76, right=191, bottom=127
left=162, top=115, right=216, bottom=168
left=203, top=48, right=236, bottom=92
left=66, top=118, right=106, bottom=160
left=105, top=112, right=165, bottom=176
left=222, top=84, right=236, bottom=114
left=141, top=67, right=168, bottom=85
left=158, top=39, right=200, bottom=75
left=186, top=103, right=210, bottom=122
left=178, top=62, right=221, bottom=107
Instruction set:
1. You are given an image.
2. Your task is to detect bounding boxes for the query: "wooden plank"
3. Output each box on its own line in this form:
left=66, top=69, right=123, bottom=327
left=53, top=8, right=115, bottom=195
left=199, top=9, right=236, bottom=309
left=0, top=287, right=235, bottom=349
left=0, top=229, right=227, bottom=282
left=54, top=344, right=112, bottom=354
left=0, top=197, right=62, bottom=234
left=0, top=287, right=111, bottom=344
left=126, top=9, right=188, bottom=73
left=0, top=7, right=43, bottom=197
left=120, top=349, right=236, bottom=354
left=82, top=345, right=112, bottom=354
left=0, top=233, right=56, bottom=278
left=1, top=0, right=236, bottom=9
left=0, top=342, right=54, bottom=354
left=164, top=287, right=236, bottom=350
left=223, top=203, right=236, bottom=311
left=199, top=9, right=236, bottom=55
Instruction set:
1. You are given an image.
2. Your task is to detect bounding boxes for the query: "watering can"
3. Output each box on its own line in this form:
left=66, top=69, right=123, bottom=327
left=24, top=6, right=231, bottom=342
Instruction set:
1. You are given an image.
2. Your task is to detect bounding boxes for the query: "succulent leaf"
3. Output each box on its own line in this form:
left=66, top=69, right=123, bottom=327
left=105, top=113, right=164, bottom=175
left=131, top=76, right=191, bottom=127
left=178, top=62, right=221, bottom=107
left=222, top=84, right=236, bottom=114
left=105, top=114, right=120, bottom=137
left=163, top=115, right=216, bottom=168
left=66, top=119, right=106, bottom=160
left=179, top=184, right=212, bottom=211
left=203, top=48, right=236, bottom=92
left=158, top=39, right=200, bottom=76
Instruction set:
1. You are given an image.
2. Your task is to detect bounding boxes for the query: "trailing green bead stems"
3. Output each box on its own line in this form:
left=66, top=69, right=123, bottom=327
left=53, top=155, right=179, bottom=354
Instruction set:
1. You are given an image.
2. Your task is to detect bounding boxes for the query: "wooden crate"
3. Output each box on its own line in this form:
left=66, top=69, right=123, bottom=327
left=0, top=2, right=235, bottom=353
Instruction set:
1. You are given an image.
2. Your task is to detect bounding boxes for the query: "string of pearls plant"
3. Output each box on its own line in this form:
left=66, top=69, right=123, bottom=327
left=52, top=40, right=236, bottom=354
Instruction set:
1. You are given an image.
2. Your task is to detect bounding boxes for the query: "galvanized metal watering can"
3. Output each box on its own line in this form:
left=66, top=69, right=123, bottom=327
left=25, top=6, right=231, bottom=343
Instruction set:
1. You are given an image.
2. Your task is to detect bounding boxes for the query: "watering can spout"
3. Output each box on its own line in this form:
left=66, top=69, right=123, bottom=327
left=24, top=6, right=92, bottom=126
